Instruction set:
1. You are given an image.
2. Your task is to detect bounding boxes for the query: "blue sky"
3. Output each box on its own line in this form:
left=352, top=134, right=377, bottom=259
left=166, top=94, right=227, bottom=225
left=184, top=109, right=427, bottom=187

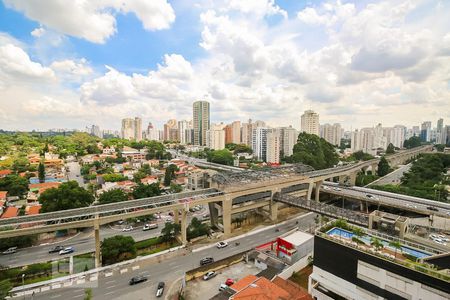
left=0, top=0, right=449, bottom=131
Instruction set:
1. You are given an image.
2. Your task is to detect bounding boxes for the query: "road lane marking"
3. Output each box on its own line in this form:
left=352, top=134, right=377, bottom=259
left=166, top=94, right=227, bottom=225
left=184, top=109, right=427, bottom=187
left=120, top=268, right=128, bottom=274
left=132, top=265, right=140, bottom=270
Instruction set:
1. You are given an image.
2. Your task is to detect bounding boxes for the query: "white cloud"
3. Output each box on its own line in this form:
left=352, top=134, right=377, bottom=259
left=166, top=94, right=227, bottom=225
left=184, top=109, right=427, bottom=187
left=30, top=27, right=45, bottom=37
left=3, top=0, right=175, bottom=43
left=50, top=58, right=93, bottom=82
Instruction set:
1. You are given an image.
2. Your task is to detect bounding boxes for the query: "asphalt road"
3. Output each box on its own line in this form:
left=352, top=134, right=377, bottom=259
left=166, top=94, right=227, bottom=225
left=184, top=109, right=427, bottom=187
left=367, top=164, right=411, bottom=186
left=66, top=161, right=85, bottom=187
left=22, top=212, right=317, bottom=300
left=0, top=210, right=208, bottom=268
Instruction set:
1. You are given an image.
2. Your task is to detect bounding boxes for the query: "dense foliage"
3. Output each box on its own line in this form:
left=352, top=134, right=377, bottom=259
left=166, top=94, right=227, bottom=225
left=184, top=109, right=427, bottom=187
left=372, top=153, right=450, bottom=201
left=132, top=183, right=161, bottom=199
left=101, top=235, right=136, bottom=265
left=377, top=157, right=391, bottom=176
left=160, top=222, right=181, bottom=242
left=225, top=143, right=253, bottom=154
left=403, top=136, right=422, bottom=149
left=207, top=149, right=234, bottom=166
left=0, top=279, right=12, bottom=300
left=346, top=150, right=375, bottom=161
left=187, top=217, right=210, bottom=240
left=0, top=175, right=29, bottom=197
left=385, top=143, right=395, bottom=154
left=39, top=181, right=94, bottom=212
left=97, top=189, right=128, bottom=204
left=286, top=132, right=339, bottom=169
left=164, top=164, right=178, bottom=186
left=0, top=235, right=37, bottom=251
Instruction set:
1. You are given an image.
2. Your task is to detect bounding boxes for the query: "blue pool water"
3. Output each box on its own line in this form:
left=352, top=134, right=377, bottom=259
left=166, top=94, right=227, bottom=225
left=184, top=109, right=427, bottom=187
left=326, top=227, right=430, bottom=259
left=29, top=177, right=66, bottom=184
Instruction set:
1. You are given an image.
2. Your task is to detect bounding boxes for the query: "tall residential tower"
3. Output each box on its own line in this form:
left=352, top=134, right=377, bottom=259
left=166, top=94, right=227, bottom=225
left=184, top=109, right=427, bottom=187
left=193, top=101, right=210, bottom=146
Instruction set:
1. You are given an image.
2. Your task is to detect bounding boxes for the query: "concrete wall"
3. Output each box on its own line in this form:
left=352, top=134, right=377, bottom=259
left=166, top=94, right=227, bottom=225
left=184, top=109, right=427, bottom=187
left=277, top=252, right=312, bottom=280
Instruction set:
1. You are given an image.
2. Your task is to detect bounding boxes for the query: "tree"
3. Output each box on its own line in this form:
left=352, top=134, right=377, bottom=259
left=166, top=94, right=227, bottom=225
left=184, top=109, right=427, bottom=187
left=169, top=183, right=183, bottom=193
left=288, top=132, right=339, bottom=170
left=389, top=240, right=402, bottom=258
left=38, top=162, right=45, bottom=183
left=0, top=279, right=12, bottom=300
left=0, top=175, right=29, bottom=197
left=39, top=181, right=94, bottom=212
left=349, top=150, right=374, bottom=161
left=207, top=149, right=234, bottom=166
left=132, top=183, right=161, bottom=199
left=370, top=237, right=384, bottom=251
left=161, top=222, right=181, bottom=243
left=187, top=217, right=210, bottom=240
left=102, top=174, right=127, bottom=182
left=101, top=235, right=136, bottom=265
left=352, top=227, right=365, bottom=239
left=164, top=164, right=178, bottom=186
left=0, top=235, right=37, bottom=251
left=11, top=157, right=29, bottom=173
left=377, top=156, right=391, bottom=177
left=434, top=144, right=445, bottom=152
left=84, top=288, right=92, bottom=300
left=403, top=136, right=421, bottom=149
left=97, top=189, right=128, bottom=205
left=386, top=143, right=395, bottom=154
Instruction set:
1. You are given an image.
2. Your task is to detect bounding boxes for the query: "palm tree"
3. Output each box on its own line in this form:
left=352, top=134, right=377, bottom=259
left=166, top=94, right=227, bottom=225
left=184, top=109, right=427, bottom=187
left=389, top=240, right=402, bottom=258
left=370, top=237, right=384, bottom=251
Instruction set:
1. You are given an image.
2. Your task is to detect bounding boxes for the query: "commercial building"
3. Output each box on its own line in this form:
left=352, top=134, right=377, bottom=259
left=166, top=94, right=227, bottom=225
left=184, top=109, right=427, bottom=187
left=276, top=231, right=314, bottom=264
left=309, top=224, right=449, bottom=300
left=301, top=110, right=320, bottom=136
left=193, top=100, right=210, bottom=146
left=206, top=123, right=226, bottom=150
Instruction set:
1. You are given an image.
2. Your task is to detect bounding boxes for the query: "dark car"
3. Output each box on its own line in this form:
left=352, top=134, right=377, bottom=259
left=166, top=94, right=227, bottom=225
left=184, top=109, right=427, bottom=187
left=200, top=257, right=214, bottom=266
left=156, top=282, right=165, bottom=297
left=48, top=245, right=65, bottom=253
left=129, top=275, right=148, bottom=285
left=427, top=206, right=439, bottom=212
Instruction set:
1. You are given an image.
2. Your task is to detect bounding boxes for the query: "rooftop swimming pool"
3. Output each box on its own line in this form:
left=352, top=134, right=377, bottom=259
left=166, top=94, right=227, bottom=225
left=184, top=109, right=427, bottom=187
left=29, top=177, right=66, bottom=184
left=326, top=227, right=431, bottom=259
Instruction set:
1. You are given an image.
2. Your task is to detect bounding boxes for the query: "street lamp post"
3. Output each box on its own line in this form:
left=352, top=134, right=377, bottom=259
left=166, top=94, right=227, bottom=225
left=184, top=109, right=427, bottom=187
left=21, top=274, right=25, bottom=300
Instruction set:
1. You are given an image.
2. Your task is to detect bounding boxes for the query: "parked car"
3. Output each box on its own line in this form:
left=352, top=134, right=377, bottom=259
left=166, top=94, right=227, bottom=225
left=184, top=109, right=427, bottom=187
left=143, top=223, right=158, bottom=231
left=200, top=257, right=214, bottom=266
left=225, top=278, right=234, bottom=286
left=2, top=247, right=17, bottom=255
left=122, top=226, right=133, bottom=232
left=219, top=284, right=228, bottom=291
left=156, top=282, right=165, bottom=297
left=48, top=245, right=65, bottom=253
left=129, top=275, right=148, bottom=285
left=365, top=194, right=374, bottom=199
left=59, top=247, right=74, bottom=255
left=203, top=271, right=217, bottom=281
left=333, top=187, right=341, bottom=191
left=117, top=220, right=125, bottom=225
left=216, top=241, right=228, bottom=249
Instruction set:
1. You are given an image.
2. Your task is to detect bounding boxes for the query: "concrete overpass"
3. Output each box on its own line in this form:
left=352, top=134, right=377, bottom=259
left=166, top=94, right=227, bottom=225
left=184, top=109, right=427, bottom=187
left=0, top=145, right=432, bottom=267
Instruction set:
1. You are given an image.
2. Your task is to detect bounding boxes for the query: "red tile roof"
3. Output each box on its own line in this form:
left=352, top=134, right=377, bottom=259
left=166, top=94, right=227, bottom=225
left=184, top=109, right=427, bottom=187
left=232, top=277, right=290, bottom=300
left=0, top=191, right=7, bottom=199
left=230, top=275, right=259, bottom=292
left=0, top=169, right=12, bottom=176
left=272, top=277, right=313, bottom=300
left=26, top=205, right=41, bottom=215
left=1, top=206, right=19, bottom=219
left=29, top=182, right=61, bottom=190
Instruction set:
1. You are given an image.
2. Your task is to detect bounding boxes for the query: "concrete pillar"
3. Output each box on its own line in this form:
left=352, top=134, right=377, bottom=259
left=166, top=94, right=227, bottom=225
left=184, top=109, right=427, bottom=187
left=174, top=209, right=179, bottom=224
left=307, top=182, right=314, bottom=200
left=222, top=196, right=232, bottom=237
left=371, top=163, right=377, bottom=174
left=94, top=215, right=101, bottom=268
left=349, top=172, right=357, bottom=186
left=338, top=175, right=346, bottom=185
left=270, top=201, right=278, bottom=221
left=181, top=209, right=187, bottom=245
left=360, top=201, right=364, bottom=212
left=208, top=202, right=219, bottom=227
left=315, top=181, right=323, bottom=202
left=69, top=255, right=74, bottom=274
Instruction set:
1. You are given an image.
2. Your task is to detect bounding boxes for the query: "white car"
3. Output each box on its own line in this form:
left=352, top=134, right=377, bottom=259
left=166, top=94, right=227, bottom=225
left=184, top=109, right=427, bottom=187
left=216, top=241, right=228, bottom=249
left=122, top=226, right=133, bottom=232
left=143, top=223, right=158, bottom=231
left=334, top=187, right=341, bottom=191
left=59, top=247, right=74, bottom=255
left=203, top=271, right=217, bottom=281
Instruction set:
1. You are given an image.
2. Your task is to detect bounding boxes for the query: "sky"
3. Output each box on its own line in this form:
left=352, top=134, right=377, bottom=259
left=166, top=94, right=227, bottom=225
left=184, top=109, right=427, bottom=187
left=0, top=0, right=449, bottom=132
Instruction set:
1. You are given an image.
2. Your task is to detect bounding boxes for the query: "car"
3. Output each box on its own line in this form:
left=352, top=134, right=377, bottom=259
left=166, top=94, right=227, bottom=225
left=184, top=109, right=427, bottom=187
left=203, top=271, right=217, bottom=281
left=129, top=275, right=148, bottom=285
left=323, top=186, right=330, bottom=190
left=334, top=187, right=341, bottom=191
left=216, top=241, right=228, bottom=249
left=156, top=281, right=165, bottom=297
left=143, top=223, right=158, bottom=231
left=59, top=247, right=74, bottom=255
left=117, top=220, right=125, bottom=225
left=2, top=247, right=17, bottom=255
left=200, top=257, right=214, bottom=266
left=219, top=283, right=228, bottom=291
left=225, top=278, right=234, bottom=286
left=122, top=226, right=133, bottom=232
left=48, top=245, right=65, bottom=253
left=427, top=206, right=439, bottom=212
left=365, top=194, right=374, bottom=199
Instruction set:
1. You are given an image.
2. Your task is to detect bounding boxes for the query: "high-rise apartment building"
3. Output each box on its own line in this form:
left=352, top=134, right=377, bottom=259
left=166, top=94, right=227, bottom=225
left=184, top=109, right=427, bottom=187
left=121, top=118, right=135, bottom=140
left=392, top=125, right=406, bottom=148
left=252, top=127, right=269, bottom=161
left=420, top=121, right=432, bottom=142
left=436, top=118, right=446, bottom=144
left=134, top=117, right=142, bottom=141
left=224, top=124, right=233, bottom=144
left=145, top=122, right=159, bottom=141
left=437, top=118, right=444, bottom=132
left=231, top=121, right=241, bottom=144
left=206, top=123, right=225, bottom=150
left=193, top=101, right=210, bottom=146
left=178, top=120, right=191, bottom=145
left=279, top=126, right=298, bottom=157
left=89, top=125, right=102, bottom=138
left=301, top=110, right=320, bottom=136
left=163, top=119, right=177, bottom=141
left=241, top=119, right=252, bottom=146
left=266, top=129, right=281, bottom=164
left=320, top=123, right=342, bottom=146
left=351, top=128, right=376, bottom=154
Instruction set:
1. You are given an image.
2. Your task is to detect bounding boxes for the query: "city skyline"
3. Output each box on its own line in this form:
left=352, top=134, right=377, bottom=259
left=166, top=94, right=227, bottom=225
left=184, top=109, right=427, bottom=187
left=0, top=1, right=449, bottom=131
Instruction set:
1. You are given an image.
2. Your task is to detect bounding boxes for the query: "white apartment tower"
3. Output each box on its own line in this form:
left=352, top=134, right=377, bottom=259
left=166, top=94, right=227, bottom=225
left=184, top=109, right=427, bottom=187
left=121, top=118, right=135, bottom=140
left=301, top=110, right=320, bottom=136
left=252, top=127, right=269, bottom=162
left=279, top=126, right=297, bottom=157
left=266, top=129, right=281, bottom=164
left=193, top=101, right=210, bottom=146
left=178, top=120, right=191, bottom=145
left=206, top=123, right=226, bottom=150
left=231, top=121, right=241, bottom=144
left=320, top=123, right=342, bottom=146
left=134, top=117, right=142, bottom=141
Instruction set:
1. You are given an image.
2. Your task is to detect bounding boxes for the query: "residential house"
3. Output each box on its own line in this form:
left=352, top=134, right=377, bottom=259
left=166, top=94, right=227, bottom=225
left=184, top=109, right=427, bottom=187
left=25, top=205, right=41, bottom=215
left=1, top=206, right=19, bottom=219
left=0, top=169, right=12, bottom=178
left=0, top=191, right=7, bottom=201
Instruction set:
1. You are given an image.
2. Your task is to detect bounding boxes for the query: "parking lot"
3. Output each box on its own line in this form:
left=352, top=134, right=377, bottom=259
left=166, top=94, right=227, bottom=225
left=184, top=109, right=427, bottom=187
left=184, top=261, right=261, bottom=300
